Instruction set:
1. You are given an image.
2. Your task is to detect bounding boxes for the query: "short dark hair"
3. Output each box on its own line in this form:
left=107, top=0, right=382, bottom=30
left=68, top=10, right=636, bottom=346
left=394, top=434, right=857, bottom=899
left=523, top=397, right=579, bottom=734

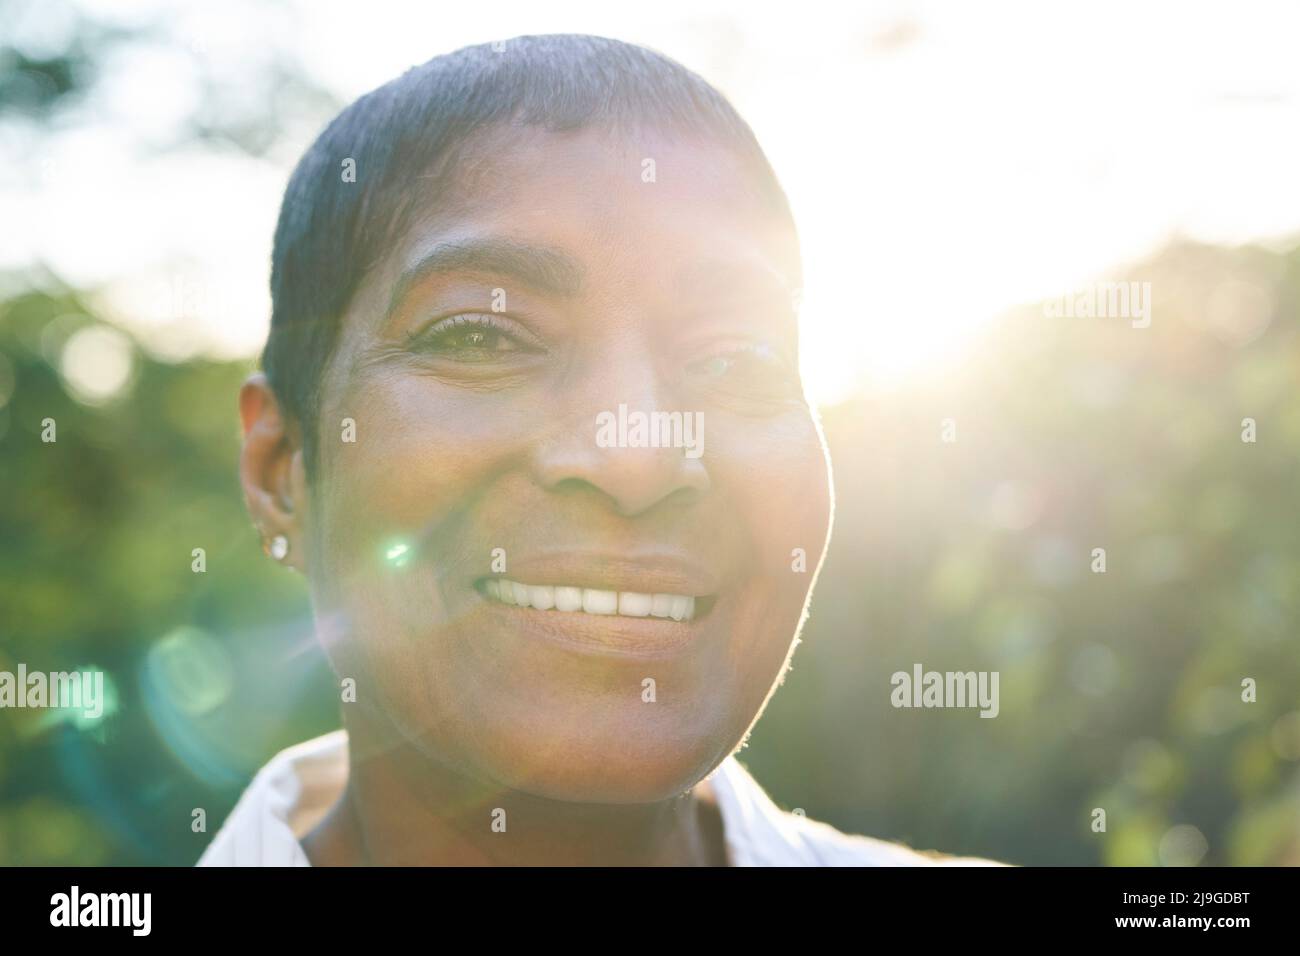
left=262, top=34, right=796, bottom=477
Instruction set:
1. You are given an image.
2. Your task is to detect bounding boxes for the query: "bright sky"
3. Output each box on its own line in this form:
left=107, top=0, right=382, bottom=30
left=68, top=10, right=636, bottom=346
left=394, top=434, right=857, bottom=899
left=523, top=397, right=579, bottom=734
left=6, top=0, right=1300, bottom=404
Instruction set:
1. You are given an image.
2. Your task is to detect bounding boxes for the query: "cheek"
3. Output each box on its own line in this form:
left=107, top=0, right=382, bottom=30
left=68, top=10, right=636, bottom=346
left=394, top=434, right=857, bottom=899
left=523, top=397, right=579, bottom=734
left=707, top=412, right=833, bottom=711
left=305, top=377, right=530, bottom=682
left=307, top=374, right=559, bottom=756
left=313, top=376, right=535, bottom=569
left=710, top=412, right=833, bottom=579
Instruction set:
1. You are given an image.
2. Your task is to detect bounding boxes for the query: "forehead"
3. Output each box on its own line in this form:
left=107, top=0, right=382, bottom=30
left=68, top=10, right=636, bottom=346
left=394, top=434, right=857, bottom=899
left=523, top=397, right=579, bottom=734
left=372, top=124, right=801, bottom=301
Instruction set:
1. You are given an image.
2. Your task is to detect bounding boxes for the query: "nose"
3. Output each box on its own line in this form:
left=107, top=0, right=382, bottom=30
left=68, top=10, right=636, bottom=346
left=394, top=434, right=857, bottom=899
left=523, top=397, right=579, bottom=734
left=531, top=370, right=710, bottom=518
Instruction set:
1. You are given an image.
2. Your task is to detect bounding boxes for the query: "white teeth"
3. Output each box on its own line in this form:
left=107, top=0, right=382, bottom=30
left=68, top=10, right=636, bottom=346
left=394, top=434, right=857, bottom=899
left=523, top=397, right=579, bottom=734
left=582, top=588, right=619, bottom=615
left=618, top=592, right=652, bottom=617
left=485, top=579, right=699, bottom=621
left=554, top=586, right=583, bottom=612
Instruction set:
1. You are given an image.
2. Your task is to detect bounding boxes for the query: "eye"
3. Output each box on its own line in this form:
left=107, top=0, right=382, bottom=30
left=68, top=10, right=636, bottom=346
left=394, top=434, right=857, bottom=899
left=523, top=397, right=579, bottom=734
left=691, top=354, right=737, bottom=379
left=407, top=313, right=538, bottom=359
left=685, top=342, right=798, bottom=396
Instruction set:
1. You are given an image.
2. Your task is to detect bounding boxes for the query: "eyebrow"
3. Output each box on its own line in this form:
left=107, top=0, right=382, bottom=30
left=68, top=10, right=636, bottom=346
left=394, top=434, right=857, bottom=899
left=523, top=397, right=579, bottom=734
left=675, top=257, right=798, bottom=302
left=387, top=237, right=585, bottom=317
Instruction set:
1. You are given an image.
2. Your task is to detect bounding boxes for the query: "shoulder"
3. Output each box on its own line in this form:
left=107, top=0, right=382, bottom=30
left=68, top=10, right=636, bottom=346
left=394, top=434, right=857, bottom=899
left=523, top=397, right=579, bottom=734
left=195, top=731, right=348, bottom=867
left=784, top=813, right=1007, bottom=867
left=708, top=755, right=1007, bottom=867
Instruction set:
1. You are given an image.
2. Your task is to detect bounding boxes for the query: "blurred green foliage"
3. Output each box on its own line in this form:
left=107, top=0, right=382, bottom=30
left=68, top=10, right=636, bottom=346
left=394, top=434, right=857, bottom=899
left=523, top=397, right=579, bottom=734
left=2, top=238, right=1298, bottom=865
left=0, top=286, right=337, bottom=864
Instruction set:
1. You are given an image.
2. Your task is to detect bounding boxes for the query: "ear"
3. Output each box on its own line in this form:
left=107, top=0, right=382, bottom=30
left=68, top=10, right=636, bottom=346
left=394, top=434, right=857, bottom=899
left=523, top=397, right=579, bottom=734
left=239, top=373, right=309, bottom=572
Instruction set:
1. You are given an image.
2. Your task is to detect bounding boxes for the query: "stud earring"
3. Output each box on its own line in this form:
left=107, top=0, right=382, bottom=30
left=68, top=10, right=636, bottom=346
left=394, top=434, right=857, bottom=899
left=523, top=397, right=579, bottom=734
left=269, top=534, right=289, bottom=562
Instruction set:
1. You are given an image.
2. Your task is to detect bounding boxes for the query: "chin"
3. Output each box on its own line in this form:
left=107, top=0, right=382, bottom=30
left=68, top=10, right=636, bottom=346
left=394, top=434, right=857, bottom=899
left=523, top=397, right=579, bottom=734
left=410, top=702, right=742, bottom=804
left=491, top=742, right=730, bottom=805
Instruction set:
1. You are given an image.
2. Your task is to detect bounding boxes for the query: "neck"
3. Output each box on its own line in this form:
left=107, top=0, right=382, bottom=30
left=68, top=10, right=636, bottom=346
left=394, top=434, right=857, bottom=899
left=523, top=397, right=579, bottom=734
left=303, top=713, right=727, bottom=867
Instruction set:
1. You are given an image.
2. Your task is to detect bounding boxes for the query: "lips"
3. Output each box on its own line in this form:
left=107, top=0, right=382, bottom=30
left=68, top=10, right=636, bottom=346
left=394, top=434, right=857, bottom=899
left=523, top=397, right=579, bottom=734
left=481, top=578, right=698, bottom=620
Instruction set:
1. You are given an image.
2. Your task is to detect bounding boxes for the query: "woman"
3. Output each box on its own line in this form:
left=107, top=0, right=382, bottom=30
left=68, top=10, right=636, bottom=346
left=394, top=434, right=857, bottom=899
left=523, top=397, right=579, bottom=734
left=199, top=34, right=997, bottom=866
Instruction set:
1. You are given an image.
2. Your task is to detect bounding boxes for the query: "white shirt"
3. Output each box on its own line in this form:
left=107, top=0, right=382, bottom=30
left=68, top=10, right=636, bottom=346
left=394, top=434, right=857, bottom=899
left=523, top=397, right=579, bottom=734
left=196, top=730, right=1002, bottom=866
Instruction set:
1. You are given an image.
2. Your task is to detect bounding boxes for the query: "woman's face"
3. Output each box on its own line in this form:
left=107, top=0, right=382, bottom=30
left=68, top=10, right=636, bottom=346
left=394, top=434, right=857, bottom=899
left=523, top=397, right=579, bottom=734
left=299, top=126, right=832, bottom=802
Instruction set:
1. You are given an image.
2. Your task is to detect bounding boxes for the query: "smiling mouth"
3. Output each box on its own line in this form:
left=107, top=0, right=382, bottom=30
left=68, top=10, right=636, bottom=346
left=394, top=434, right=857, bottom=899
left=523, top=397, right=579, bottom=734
left=477, top=578, right=711, bottom=622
